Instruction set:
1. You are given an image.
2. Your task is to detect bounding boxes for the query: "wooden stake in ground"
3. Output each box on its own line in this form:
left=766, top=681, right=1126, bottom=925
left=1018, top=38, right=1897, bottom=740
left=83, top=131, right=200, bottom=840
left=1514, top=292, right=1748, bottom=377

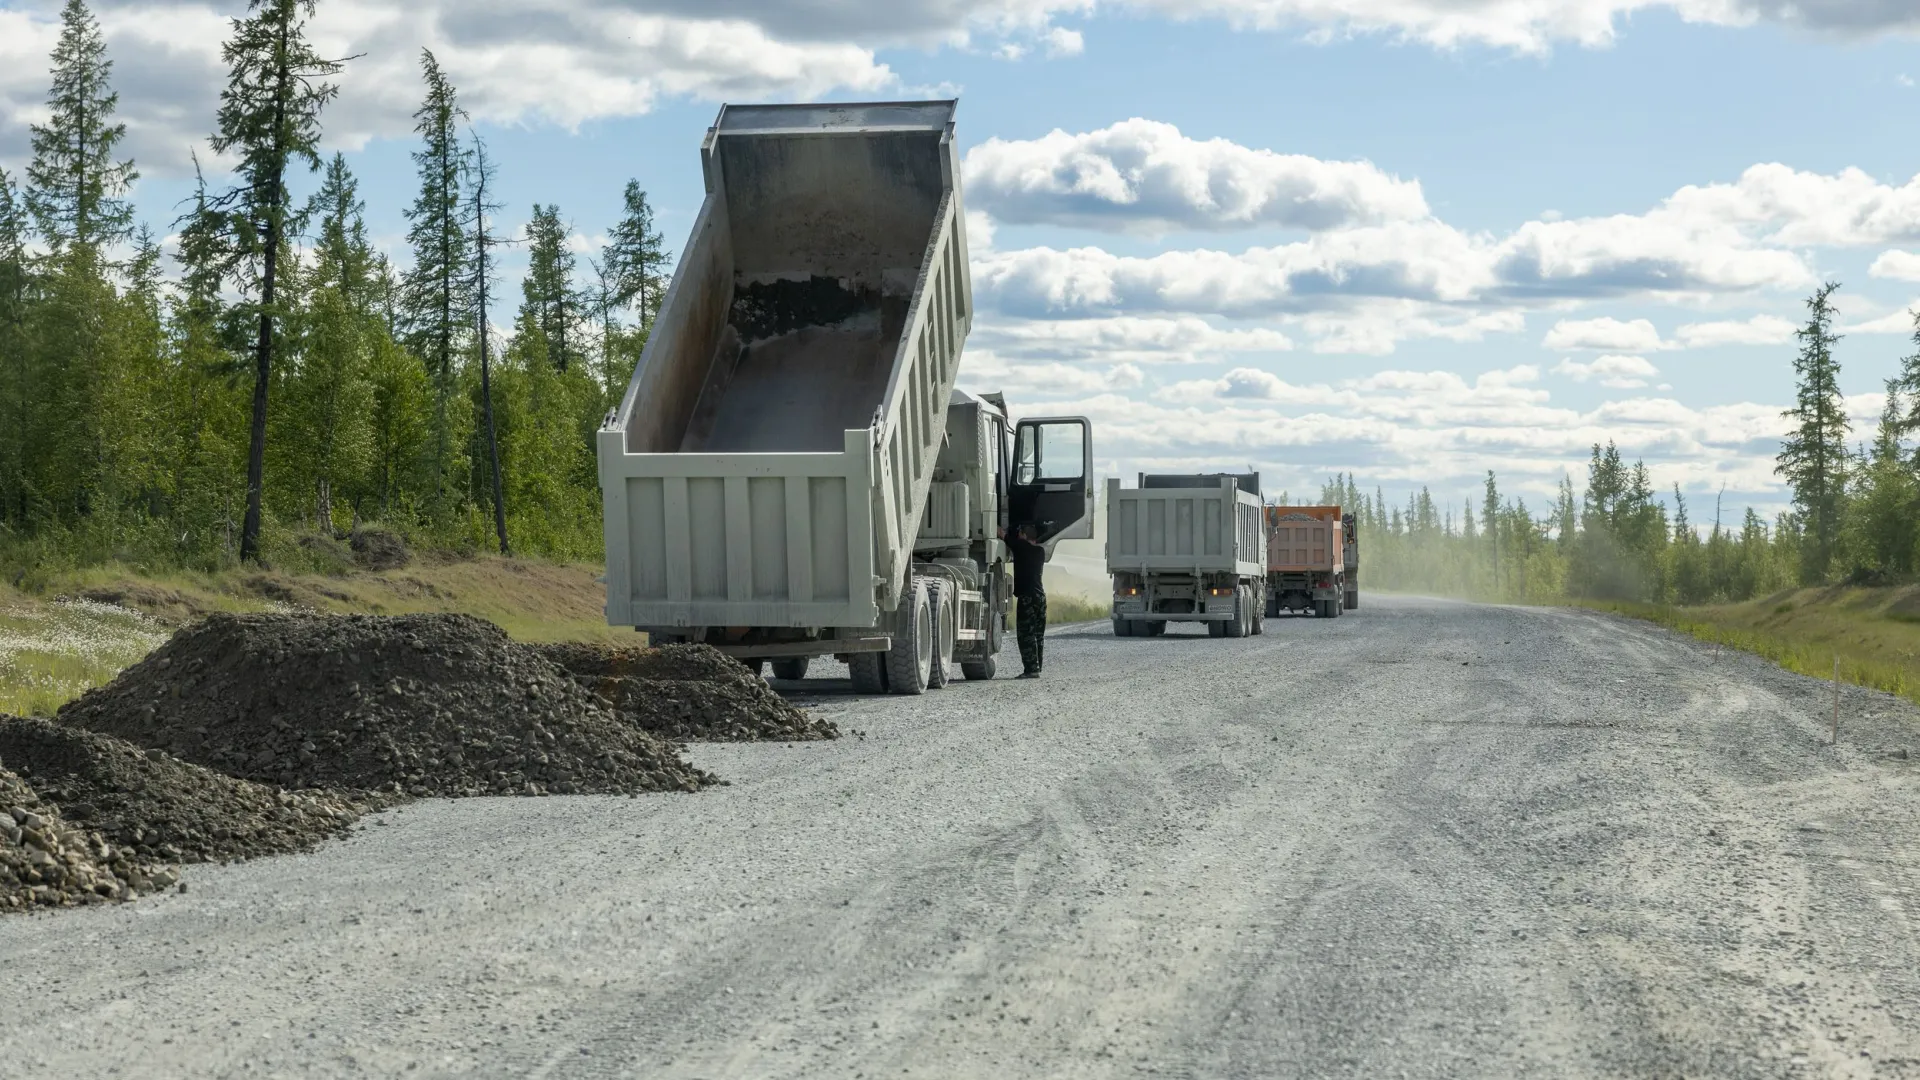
left=1831, top=656, right=1841, bottom=746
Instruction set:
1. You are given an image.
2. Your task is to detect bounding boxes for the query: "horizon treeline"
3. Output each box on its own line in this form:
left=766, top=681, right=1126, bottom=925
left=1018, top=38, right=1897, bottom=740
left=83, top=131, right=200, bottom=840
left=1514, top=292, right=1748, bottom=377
left=1331, top=285, right=1920, bottom=604
left=0, top=0, right=671, bottom=574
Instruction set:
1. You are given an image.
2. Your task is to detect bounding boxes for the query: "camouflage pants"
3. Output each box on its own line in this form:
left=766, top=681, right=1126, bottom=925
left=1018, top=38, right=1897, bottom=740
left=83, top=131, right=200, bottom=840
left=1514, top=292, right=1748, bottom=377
left=1016, top=591, right=1046, bottom=674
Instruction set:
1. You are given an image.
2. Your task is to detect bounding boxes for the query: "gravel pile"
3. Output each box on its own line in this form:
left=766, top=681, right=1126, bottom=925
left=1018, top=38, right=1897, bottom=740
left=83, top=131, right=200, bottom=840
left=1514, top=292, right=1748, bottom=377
left=532, top=642, right=839, bottom=742
left=58, top=613, right=715, bottom=798
left=0, top=715, right=367, bottom=866
left=0, top=757, right=174, bottom=911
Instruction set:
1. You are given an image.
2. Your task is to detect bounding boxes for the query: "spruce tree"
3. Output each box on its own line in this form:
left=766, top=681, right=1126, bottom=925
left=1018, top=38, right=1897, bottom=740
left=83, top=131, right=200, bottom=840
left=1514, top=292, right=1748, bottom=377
left=470, top=135, right=510, bottom=556
left=1845, top=386, right=1917, bottom=577
left=1776, top=282, right=1849, bottom=583
left=605, top=181, right=668, bottom=326
left=0, top=171, right=30, bottom=525
left=25, top=0, right=136, bottom=258
left=521, top=203, right=578, bottom=372
left=310, top=153, right=373, bottom=301
left=1897, top=309, right=1920, bottom=449
left=400, top=49, right=472, bottom=519
left=207, top=0, right=346, bottom=562
left=286, top=152, right=376, bottom=533
left=1482, top=471, right=1500, bottom=589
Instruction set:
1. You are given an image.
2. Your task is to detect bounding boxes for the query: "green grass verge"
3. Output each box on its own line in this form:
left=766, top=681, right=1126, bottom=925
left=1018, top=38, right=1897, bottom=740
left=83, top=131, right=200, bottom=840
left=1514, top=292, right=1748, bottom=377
left=1583, top=586, right=1920, bottom=706
left=0, top=596, right=172, bottom=717
left=1013, top=593, right=1112, bottom=626
left=0, top=557, right=632, bottom=716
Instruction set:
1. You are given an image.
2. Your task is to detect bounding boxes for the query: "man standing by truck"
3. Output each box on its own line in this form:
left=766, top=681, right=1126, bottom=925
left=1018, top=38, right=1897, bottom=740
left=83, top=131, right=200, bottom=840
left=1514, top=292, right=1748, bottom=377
left=1005, top=524, right=1047, bottom=678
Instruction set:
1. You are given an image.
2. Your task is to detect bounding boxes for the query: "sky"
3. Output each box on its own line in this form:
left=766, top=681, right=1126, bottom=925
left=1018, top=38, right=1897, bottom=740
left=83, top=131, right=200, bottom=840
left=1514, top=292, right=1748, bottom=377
left=4, top=0, right=1920, bottom=523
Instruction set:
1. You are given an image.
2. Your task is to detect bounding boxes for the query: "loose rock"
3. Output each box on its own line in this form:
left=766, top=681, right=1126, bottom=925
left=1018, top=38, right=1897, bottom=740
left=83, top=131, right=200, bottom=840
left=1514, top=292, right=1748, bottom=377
left=0, top=715, right=370, bottom=866
left=0, top=756, right=171, bottom=912
left=58, top=613, right=715, bottom=797
left=531, top=643, right=838, bottom=742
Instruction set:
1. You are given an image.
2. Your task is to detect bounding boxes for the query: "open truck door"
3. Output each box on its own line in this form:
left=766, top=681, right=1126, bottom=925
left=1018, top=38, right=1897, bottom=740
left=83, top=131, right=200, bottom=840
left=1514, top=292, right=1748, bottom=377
left=1009, top=416, right=1093, bottom=555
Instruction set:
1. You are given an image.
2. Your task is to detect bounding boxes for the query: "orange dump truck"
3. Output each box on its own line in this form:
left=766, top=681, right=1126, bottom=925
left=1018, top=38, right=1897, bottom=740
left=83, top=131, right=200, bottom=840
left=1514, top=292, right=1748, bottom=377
left=1264, top=505, right=1359, bottom=618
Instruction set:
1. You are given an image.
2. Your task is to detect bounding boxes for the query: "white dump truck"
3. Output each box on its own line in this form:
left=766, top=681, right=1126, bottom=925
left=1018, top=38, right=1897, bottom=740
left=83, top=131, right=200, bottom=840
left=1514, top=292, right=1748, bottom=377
left=1105, top=473, right=1267, bottom=638
left=597, top=100, right=1093, bottom=693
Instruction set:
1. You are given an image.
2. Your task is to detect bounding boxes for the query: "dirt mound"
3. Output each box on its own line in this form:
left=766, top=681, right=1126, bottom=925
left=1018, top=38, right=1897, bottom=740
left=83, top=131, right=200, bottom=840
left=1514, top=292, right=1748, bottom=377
left=57, top=613, right=715, bottom=798
left=533, top=641, right=748, bottom=682
left=350, top=527, right=410, bottom=570
left=532, top=643, right=838, bottom=742
left=0, top=757, right=174, bottom=911
left=0, top=716, right=366, bottom=866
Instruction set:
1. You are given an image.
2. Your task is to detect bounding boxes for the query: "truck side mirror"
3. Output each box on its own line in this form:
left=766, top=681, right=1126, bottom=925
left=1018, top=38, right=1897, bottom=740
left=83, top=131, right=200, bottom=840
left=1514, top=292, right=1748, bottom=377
left=1009, top=416, right=1093, bottom=548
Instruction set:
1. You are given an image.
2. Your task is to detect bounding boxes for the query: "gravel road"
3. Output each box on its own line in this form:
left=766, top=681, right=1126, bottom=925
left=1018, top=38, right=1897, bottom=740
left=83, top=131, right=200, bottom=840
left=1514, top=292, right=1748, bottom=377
left=4, top=596, right=1919, bottom=1079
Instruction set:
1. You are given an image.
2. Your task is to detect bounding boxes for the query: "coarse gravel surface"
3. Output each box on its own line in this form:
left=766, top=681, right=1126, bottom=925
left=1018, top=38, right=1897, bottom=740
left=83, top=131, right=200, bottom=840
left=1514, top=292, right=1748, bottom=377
left=3, top=596, right=1919, bottom=1078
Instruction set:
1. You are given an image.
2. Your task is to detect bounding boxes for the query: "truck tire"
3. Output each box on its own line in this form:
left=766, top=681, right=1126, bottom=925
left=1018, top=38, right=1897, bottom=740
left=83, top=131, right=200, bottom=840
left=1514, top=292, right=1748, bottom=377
left=887, top=578, right=932, bottom=695
left=742, top=658, right=766, bottom=677
left=961, top=655, right=997, bottom=681
left=770, top=658, right=810, bottom=681
left=1112, top=616, right=1133, bottom=637
left=1345, top=590, right=1358, bottom=611
left=1224, top=587, right=1247, bottom=638
left=926, top=580, right=952, bottom=689
left=849, top=652, right=888, bottom=694
left=1265, top=590, right=1280, bottom=619
left=1251, top=590, right=1265, bottom=635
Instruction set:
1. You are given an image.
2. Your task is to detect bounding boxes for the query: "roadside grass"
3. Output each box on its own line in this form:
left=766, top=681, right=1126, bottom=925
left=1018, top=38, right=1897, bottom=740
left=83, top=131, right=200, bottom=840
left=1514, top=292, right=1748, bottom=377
left=0, top=595, right=172, bottom=717
left=0, top=556, right=630, bottom=715
left=1582, top=585, right=1920, bottom=706
left=1018, top=593, right=1111, bottom=625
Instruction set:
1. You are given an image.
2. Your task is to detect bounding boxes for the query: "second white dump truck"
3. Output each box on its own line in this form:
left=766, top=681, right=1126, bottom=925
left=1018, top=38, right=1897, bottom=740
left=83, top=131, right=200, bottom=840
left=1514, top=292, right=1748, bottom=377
left=1105, top=473, right=1266, bottom=638
left=597, top=100, right=1093, bottom=693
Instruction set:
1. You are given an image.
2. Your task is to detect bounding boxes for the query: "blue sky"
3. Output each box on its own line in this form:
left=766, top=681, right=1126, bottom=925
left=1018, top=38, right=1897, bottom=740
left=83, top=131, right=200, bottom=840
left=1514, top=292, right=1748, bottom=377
left=4, top=0, right=1920, bottom=520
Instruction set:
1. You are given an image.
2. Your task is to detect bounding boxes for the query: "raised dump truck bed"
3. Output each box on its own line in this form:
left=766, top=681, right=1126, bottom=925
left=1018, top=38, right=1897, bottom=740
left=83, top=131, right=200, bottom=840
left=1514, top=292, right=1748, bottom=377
left=599, top=101, right=972, bottom=635
left=598, top=99, right=1094, bottom=693
left=1106, top=473, right=1266, bottom=638
left=1265, top=505, right=1356, bottom=618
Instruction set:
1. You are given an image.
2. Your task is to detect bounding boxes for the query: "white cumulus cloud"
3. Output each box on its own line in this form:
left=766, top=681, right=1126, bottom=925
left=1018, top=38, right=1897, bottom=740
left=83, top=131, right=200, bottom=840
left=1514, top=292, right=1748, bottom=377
left=1870, top=249, right=1920, bottom=281
left=963, top=118, right=1429, bottom=233
left=1673, top=314, right=1798, bottom=347
left=0, top=0, right=902, bottom=175
left=1543, top=317, right=1666, bottom=352
left=1554, top=354, right=1660, bottom=389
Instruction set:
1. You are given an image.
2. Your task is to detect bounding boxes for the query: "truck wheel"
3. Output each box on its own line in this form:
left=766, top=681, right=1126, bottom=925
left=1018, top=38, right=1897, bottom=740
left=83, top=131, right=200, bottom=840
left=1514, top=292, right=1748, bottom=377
left=887, top=578, right=932, bottom=695
left=926, top=580, right=952, bottom=689
left=1150, top=621, right=1168, bottom=636
left=1112, top=615, right=1133, bottom=637
left=1345, top=590, right=1358, bottom=611
left=849, top=652, right=888, bottom=694
left=770, top=658, right=810, bottom=681
left=1224, top=587, right=1247, bottom=638
left=1251, top=591, right=1265, bottom=635
left=742, top=658, right=766, bottom=677
left=960, top=655, right=997, bottom=681
left=1264, top=590, right=1279, bottom=619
